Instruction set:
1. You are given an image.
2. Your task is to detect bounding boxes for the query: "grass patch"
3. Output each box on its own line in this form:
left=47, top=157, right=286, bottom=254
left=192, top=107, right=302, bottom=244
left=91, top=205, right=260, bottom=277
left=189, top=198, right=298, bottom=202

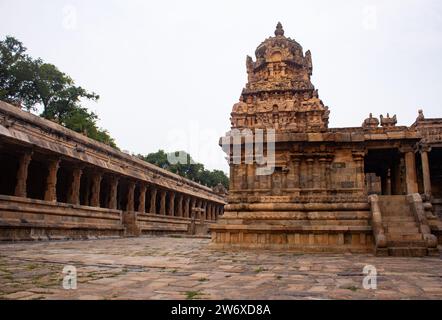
left=171, top=269, right=178, bottom=273
left=276, top=275, right=283, bottom=280
left=342, top=286, right=359, bottom=292
left=198, top=278, right=208, bottom=282
left=185, top=290, right=202, bottom=300
left=254, top=267, right=267, bottom=273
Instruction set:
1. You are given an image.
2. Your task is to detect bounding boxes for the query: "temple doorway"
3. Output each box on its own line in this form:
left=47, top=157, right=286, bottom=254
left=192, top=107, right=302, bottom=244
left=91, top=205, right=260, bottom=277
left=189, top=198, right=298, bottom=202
left=429, top=147, right=442, bottom=218
left=364, top=148, right=405, bottom=195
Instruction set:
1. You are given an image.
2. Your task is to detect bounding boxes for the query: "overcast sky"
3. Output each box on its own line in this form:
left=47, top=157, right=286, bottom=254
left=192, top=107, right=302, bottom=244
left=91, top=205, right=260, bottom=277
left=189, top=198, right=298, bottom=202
left=1, top=0, right=441, bottom=174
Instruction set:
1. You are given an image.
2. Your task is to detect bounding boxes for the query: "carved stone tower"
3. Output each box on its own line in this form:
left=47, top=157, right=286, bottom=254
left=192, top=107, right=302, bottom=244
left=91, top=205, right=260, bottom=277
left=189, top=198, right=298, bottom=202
left=210, top=23, right=438, bottom=256
left=231, top=22, right=329, bottom=132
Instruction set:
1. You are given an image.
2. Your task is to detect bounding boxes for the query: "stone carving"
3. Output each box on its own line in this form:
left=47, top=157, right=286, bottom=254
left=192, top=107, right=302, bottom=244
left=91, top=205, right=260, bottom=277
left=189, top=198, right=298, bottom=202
left=362, top=113, right=379, bottom=128
left=230, top=22, right=329, bottom=133
left=213, top=183, right=228, bottom=196
left=380, top=113, right=397, bottom=128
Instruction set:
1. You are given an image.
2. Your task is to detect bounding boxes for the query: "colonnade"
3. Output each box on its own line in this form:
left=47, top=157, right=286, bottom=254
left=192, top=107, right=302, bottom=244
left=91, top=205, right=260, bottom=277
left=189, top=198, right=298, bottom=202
left=4, top=149, right=224, bottom=220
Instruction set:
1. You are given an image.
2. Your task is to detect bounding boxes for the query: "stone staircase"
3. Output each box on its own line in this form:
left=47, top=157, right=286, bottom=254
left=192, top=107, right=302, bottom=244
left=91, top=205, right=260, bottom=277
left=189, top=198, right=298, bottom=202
left=377, top=195, right=431, bottom=257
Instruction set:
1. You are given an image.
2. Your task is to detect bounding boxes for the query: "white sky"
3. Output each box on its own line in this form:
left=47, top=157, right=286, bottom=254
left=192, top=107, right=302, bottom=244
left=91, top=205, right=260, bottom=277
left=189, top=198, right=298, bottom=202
left=1, top=0, right=441, bottom=174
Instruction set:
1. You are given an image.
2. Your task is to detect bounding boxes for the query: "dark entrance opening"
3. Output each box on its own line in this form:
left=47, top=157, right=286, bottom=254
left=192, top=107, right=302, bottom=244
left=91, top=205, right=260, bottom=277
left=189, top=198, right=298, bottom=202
left=364, top=148, right=404, bottom=195
left=27, top=159, right=47, bottom=200
left=56, top=164, right=70, bottom=203
left=117, top=180, right=128, bottom=211
left=0, top=151, right=18, bottom=196
left=429, top=147, right=442, bottom=218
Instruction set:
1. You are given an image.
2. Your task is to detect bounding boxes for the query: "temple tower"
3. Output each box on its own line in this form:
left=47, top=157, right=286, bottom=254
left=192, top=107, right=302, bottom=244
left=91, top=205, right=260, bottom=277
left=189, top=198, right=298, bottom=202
left=231, top=22, right=329, bottom=133
left=210, top=23, right=439, bottom=256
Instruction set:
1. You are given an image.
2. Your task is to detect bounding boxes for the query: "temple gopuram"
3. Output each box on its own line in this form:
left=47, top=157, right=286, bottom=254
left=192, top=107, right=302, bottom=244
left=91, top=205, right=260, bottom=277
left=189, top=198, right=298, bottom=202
left=210, top=23, right=442, bottom=256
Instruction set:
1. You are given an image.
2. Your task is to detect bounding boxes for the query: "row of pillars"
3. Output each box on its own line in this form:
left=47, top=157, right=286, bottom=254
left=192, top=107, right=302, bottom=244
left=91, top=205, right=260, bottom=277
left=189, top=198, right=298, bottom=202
left=405, top=146, right=432, bottom=197
left=13, top=151, right=223, bottom=220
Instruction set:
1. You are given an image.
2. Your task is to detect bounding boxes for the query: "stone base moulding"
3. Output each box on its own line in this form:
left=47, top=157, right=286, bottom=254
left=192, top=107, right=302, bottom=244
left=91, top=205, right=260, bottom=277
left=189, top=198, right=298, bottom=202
left=0, top=195, right=214, bottom=241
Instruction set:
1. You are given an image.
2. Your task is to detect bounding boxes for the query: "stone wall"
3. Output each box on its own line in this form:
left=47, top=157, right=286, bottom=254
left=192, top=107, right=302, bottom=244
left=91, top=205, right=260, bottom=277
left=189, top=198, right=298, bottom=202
left=0, top=195, right=124, bottom=240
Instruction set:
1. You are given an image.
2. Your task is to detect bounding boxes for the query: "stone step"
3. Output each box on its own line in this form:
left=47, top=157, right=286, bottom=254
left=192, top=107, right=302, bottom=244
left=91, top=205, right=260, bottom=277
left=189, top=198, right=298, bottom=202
left=378, top=195, right=412, bottom=218
left=382, top=221, right=417, bottom=228
left=380, top=209, right=411, bottom=217
left=385, top=226, right=419, bottom=234
left=388, top=247, right=427, bottom=257
left=387, top=240, right=427, bottom=247
left=387, top=233, right=423, bottom=241
left=383, top=216, right=416, bottom=223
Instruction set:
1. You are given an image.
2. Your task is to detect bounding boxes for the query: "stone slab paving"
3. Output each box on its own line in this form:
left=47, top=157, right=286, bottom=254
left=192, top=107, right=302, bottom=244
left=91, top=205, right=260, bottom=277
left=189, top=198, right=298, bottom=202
left=0, top=236, right=441, bottom=300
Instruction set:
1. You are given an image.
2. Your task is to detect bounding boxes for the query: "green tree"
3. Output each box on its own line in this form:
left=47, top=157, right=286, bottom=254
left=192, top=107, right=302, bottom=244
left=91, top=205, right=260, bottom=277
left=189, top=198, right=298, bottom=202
left=0, top=36, right=117, bottom=148
left=138, top=150, right=229, bottom=189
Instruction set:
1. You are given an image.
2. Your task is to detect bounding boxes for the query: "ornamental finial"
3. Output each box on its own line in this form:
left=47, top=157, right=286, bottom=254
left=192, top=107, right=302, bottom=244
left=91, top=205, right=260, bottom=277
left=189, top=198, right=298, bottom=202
left=275, top=22, right=284, bottom=36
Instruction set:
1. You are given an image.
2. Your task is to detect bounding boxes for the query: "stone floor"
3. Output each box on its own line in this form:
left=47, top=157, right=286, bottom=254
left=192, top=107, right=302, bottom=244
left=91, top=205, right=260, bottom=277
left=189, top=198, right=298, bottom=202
left=0, top=236, right=441, bottom=300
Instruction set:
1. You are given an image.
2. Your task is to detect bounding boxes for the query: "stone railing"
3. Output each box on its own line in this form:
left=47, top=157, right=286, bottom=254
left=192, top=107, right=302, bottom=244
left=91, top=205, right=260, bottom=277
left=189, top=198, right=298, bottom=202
left=406, top=193, right=438, bottom=248
left=368, top=194, right=387, bottom=252
left=0, top=195, right=124, bottom=241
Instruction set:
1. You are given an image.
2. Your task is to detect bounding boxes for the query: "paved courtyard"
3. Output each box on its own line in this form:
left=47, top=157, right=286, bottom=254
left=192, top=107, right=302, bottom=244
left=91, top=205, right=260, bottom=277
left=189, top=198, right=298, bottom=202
left=0, top=236, right=441, bottom=300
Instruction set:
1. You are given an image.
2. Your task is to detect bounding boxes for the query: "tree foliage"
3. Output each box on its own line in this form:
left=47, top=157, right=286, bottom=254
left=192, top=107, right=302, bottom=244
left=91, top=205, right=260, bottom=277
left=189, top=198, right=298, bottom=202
left=0, top=36, right=117, bottom=148
left=138, top=150, right=229, bottom=189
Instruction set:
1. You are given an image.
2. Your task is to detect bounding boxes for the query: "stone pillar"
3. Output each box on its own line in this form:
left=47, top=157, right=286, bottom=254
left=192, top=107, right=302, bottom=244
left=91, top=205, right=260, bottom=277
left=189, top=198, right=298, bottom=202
left=206, top=203, right=211, bottom=220
left=160, top=190, right=166, bottom=215
left=82, top=175, right=91, bottom=206
left=306, top=158, right=314, bottom=189
left=168, top=192, right=175, bottom=216
left=90, top=172, right=102, bottom=207
left=184, top=197, right=190, bottom=218
left=421, top=147, right=432, bottom=197
left=177, top=194, right=183, bottom=217
left=149, top=187, right=157, bottom=213
left=44, top=159, right=60, bottom=202
left=196, top=199, right=201, bottom=219
left=247, top=164, right=255, bottom=189
left=286, top=160, right=295, bottom=189
left=126, top=181, right=135, bottom=212
left=190, top=198, right=196, bottom=218
left=14, top=152, right=32, bottom=198
left=67, top=167, right=83, bottom=205
left=404, top=150, right=419, bottom=194
left=312, top=158, right=320, bottom=189
left=352, top=152, right=365, bottom=190
left=319, top=158, right=327, bottom=189
left=108, top=176, right=119, bottom=209
left=326, top=159, right=333, bottom=189
left=293, top=158, right=301, bottom=188
left=203, top=201, right=208, bottom=220
left=138, top=184, right=147, bottom=213
left=213, top=205, right=218, bottom=220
